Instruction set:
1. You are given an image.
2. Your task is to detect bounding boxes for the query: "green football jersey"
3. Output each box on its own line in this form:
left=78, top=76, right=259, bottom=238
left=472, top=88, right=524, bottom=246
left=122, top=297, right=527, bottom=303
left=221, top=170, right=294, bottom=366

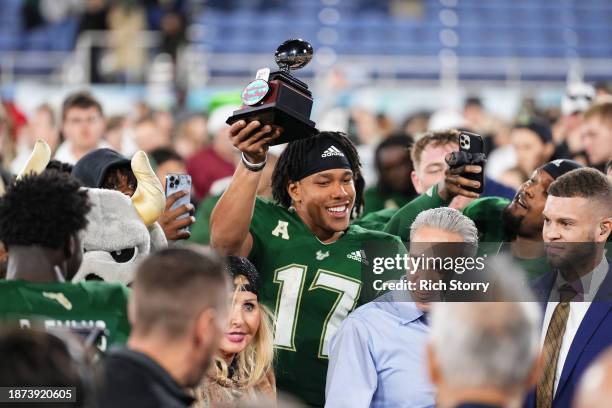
left=0, top=280, right=130, bottom=351
left=249, top=198, right=407, bottom=407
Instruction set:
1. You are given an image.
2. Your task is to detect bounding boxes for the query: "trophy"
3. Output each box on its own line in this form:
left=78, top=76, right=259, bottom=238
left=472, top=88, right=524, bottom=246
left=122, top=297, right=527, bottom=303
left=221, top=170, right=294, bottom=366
left=226, top=39, right=317, bottom=145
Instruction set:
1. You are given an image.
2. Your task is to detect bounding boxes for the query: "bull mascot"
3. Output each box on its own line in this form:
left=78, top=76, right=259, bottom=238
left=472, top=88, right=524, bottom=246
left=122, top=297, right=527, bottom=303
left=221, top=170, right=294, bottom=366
left=19, top=140, right=166, bottom=285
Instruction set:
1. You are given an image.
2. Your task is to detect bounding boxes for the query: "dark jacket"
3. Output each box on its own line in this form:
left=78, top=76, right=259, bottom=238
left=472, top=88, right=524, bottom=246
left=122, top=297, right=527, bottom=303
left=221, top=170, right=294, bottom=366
left=524, top=259, right=612, bottom=408
left=98, top=348, right=195, bottom=408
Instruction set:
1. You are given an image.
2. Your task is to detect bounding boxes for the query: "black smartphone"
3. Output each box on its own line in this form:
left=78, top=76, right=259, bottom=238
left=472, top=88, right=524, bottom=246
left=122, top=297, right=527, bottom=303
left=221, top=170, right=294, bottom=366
left=447, top=131, right=486, bottom=194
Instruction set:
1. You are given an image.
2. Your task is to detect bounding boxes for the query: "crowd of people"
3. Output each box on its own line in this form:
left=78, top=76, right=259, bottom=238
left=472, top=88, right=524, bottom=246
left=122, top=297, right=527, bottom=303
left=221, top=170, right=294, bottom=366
left=0, top=82, right=611, bottom=408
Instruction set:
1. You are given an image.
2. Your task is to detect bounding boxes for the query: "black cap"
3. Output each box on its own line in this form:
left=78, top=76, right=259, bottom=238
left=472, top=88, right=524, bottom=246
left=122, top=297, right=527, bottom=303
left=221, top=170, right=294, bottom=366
left=225, top=256, right=259, bottom=297
left=540, top=159, right=583, bottom=180
left=71, top=148, right=131, bottom=188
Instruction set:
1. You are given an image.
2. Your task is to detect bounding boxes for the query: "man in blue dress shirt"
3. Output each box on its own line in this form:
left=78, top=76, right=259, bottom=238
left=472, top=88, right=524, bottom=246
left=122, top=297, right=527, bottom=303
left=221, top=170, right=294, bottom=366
left=325, top=207, right=480, bottom=408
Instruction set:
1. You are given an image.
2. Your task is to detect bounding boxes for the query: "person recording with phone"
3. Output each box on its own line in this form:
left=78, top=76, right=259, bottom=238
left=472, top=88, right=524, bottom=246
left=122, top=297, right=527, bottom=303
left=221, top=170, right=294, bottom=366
left=72, top=148, right=195, bottom=241
left=384, top=133, right=584, bottom=278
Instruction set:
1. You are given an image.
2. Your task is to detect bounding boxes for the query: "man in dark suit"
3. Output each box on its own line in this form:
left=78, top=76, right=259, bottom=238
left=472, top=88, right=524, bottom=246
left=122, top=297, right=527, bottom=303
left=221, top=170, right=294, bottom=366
left=525, top=168, right=612, bottom=408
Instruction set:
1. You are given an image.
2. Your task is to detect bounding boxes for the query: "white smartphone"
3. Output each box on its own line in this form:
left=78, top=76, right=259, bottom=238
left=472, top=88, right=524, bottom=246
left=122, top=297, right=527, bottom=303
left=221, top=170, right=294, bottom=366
left=165, top=174, right=192, bottom=232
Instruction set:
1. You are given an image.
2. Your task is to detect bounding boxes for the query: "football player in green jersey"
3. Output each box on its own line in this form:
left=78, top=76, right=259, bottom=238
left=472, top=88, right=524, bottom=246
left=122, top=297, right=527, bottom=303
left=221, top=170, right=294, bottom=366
left=0, top=170, right=130, bottom=350
left=385, top=159, right=583, bottom=279
left=211, top=121, right=406, bottom=406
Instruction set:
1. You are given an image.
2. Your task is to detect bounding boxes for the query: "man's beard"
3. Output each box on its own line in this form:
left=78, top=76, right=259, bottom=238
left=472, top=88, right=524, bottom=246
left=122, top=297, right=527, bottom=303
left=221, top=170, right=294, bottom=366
left=501, top=205, right=524, bottom=240
left=547, top=242, right=599, bottom=279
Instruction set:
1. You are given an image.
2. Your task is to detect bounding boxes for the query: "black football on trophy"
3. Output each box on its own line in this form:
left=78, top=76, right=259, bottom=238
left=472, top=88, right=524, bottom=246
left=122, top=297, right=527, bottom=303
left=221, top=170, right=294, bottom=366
left=275, top=39, right=314, bottom=71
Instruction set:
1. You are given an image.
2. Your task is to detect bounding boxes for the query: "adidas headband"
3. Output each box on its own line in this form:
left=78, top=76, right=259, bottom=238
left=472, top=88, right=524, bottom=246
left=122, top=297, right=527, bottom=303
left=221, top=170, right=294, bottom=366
left=294, top=140, right=352, bottom=181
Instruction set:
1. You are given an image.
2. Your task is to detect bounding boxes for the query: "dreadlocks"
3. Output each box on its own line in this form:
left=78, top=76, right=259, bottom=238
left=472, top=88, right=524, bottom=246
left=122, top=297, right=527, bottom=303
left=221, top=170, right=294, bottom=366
left=271, top=131, right=365, bottom=219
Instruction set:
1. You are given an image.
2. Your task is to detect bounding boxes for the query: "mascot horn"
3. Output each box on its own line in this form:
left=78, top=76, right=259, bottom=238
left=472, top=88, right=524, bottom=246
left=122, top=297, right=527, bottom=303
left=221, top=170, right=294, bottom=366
left=17, top=139, right=52, bottom=179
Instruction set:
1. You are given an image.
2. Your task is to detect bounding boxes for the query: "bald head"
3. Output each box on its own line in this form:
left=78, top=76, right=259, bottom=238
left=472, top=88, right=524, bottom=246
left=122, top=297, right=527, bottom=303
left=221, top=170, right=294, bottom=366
left=574, top=348, right=612, bottom=408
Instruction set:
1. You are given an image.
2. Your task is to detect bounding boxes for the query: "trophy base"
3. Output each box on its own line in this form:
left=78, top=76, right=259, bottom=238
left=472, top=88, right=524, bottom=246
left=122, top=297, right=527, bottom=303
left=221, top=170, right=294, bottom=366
left=226, top=103, right=317, bottom=146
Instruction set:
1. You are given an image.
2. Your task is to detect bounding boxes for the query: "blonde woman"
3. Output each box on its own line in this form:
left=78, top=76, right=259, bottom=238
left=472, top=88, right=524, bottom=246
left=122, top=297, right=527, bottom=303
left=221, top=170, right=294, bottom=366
left=196, top=256, right=275, bottom=407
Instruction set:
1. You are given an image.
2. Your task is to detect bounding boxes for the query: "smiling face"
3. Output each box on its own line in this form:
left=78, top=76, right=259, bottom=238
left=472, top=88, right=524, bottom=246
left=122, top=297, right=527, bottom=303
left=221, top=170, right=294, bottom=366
left=502, top=168, right=554, bottom=239
left=289, top=168, right=356, bottom=242
left=219, top=277, right=261, bottom=358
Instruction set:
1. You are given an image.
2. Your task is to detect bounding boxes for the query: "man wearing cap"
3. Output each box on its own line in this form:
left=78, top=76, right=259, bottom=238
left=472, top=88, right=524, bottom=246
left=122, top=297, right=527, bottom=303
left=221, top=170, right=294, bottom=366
left=385, top=159, right=583, bottom=279
left=210, top=122, right=406, bottom=407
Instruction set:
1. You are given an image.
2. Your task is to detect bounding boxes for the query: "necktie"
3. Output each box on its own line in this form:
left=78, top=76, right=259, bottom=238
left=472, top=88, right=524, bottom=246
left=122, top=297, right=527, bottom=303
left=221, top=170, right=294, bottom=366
left=536, top=284, right=577, bottom=408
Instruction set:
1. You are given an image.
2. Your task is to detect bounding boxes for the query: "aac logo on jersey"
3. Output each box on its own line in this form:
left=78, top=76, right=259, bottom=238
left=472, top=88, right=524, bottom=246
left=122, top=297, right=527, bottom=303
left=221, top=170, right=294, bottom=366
left=272, top=220, right=290, bottom=240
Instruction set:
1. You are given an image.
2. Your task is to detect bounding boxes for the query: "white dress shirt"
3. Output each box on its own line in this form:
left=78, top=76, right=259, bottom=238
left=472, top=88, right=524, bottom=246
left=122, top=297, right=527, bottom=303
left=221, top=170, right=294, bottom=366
left=540, top=256, right=609, bottom=395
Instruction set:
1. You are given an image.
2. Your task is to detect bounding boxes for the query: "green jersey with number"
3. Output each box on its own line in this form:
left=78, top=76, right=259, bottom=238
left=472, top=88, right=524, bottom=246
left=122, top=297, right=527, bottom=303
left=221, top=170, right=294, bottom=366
left=0, top=280, right=130, bottom=351
left=249, top=198, right=406, bottom=407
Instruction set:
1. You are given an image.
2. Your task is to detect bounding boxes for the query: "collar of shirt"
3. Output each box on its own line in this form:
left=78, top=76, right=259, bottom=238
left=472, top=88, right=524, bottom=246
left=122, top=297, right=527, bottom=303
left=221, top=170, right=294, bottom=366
left=553, top=256, right=609, bottom=302
left=383, top=289, right=426, bottom=325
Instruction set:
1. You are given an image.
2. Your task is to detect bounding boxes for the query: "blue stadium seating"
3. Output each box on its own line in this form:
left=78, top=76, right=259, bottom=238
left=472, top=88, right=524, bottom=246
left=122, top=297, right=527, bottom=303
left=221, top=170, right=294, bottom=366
left=191, top=0, right=612, bottom=60
left=1, top=0, right=611, bottom=62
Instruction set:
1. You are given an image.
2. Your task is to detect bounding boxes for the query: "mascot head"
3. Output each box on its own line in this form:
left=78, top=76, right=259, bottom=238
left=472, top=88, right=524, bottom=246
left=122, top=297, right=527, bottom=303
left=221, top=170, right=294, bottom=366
left=19, top=141, right=166, bottom=285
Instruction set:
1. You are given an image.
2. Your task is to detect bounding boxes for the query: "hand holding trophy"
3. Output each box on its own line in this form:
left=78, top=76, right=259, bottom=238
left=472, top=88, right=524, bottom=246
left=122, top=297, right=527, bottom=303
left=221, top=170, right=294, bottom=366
left=226, top=39, right=317, bottom=145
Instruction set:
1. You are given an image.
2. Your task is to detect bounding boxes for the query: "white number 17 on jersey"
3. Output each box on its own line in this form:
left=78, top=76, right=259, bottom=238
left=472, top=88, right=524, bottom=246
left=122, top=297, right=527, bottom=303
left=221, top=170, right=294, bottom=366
left=273, top=264, right=362, bottom=358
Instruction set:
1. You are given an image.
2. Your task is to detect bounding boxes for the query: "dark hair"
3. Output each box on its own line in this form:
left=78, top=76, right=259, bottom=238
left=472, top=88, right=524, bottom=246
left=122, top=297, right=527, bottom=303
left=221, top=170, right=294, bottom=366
left=0, top=170, right=90, bottom=249
left=62, top=91, right=103, bottom=120
left=149, top=147, right=184, bottom=168
left=464, top=96, right=483, bottom=108
left=132, top=247, right=228, bottom=338
left=101, top=165, right=137, bottom=192
left=606, top=159, right=612, bottom=174
left=548, top=168, right=612, bottom=209
left=374, top=133, right=414, bottom=172
left=272, top=131, right=365, bottom=218
left=0, top=328, right=84, bottom=391
left=45, top=159, right=74, bottom=174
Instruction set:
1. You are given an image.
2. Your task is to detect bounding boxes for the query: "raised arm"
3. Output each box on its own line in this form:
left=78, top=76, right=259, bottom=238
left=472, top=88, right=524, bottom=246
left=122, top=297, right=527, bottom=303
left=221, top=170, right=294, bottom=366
left=210, top=120, right=279, bottom=256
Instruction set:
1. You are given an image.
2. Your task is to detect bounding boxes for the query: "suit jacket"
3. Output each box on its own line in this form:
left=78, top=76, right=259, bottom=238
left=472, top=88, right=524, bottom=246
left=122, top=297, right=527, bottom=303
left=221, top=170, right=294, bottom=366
left=524, top=259, right=612, bottom=408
